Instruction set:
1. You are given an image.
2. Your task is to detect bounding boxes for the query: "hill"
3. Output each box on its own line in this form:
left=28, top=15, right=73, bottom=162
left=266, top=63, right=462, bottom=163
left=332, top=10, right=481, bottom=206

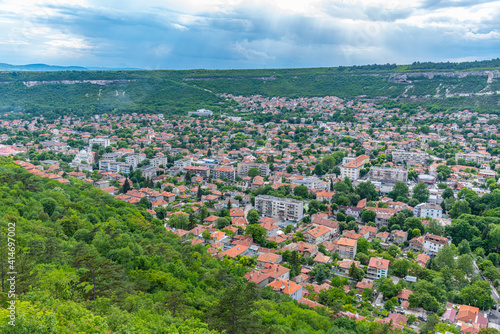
left=0, top=59, right=499, bottom=118
left=0, top=157, right=410, bottom=333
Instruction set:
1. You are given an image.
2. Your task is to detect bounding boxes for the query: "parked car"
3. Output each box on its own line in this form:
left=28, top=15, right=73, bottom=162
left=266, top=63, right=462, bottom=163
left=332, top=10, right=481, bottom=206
left=418, top=316, right=427, bottom=322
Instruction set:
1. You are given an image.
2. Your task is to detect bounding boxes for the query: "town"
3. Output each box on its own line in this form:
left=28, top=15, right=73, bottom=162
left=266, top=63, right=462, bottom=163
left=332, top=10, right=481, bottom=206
left=2, top=94, right=500, bottom=334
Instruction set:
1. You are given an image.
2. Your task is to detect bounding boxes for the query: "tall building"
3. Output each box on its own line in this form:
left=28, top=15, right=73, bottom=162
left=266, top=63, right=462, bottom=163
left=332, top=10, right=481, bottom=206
left=255, top=195, right=303, bottom=222
left=367, top=257, right=390, bottom=280
left=212, top=166, right=236, bottom=181
left=368, top=166, right=408, bottom=183
left=340, top=155, right=370, bottom=180
left=237, top=162, right=270, bottom=177
left=391, top=149, right=429, bottom=164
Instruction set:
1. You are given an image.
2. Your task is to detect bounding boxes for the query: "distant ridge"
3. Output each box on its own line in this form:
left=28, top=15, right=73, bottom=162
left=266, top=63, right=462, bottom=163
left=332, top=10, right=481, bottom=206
left=0, top=63, right=143, bottom=71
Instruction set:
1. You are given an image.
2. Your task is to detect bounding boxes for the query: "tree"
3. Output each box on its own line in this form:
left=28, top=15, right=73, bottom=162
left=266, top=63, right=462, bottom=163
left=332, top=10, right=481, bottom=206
left=457, top=254, right=475, bottom=276
left=121, top=178, right=131, bottom=194
left=197, top=185, right=202, bottom=200
left=355, top=181, right=379, bottom=201
left=432, top=244, right=455, bottom=270
left=458, top=239, right=471, bottom=255
left=420, top=314, right=440, bottom=334
left=245, top=224, right=266, bottom=244
left=313, top=163, right=325, bottom=176
left=426, top=219, right=444, bottom=236
left=348, top=262, right=364, bottom=281
left=387, top=244, right=401, bottom=258
left=41, top=197, right=57, bottom=216
left=459, top=280, right=495, bottom=309
left=293, top=185, right=309, bottom=198
left=388, top=182, right=409, bottom=200
left=247, top=167, right=259, bottom=178
left=412, top=182, right=430, bottom=204
left=246, top=209, right=260, bottom=225
left=138, top=197, right=152, bottom=210
left=436, top=165, right=451, bottom=181
left=375, top=278, right=400, bottom=299
left=216, top=217, right=230, bottom=230
left=442, top=188, right=454, bottom=200
left=208, top=281, right=260, bottom=334
left=449, top=200, right=471, bottom=219
left=202, top=229, right=212, bottom=242
left=360, top=209, right=376, bottom=223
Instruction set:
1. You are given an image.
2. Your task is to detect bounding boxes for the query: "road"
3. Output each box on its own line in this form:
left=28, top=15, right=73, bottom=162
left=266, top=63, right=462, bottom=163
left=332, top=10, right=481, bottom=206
left=473, top=260, right=499, bottom=302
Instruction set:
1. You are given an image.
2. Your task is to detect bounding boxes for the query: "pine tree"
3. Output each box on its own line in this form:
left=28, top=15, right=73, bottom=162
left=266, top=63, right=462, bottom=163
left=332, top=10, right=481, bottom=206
left=197, top=185, right=202, bottom=201
left=122, top=178, right=131, bottom=194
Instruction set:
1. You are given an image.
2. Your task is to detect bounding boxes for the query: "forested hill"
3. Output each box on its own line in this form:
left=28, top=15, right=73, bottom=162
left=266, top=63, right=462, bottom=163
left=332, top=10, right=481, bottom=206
left=0, top=58, right=500, bottom=118
left=0, top=157, right=407, bottom=334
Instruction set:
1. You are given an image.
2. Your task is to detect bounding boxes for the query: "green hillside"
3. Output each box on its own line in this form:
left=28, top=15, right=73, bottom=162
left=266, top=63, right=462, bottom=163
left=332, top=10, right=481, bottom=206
left=0, top=58, right=499, bottom=118
left=0, top=158, right=410, bottom=333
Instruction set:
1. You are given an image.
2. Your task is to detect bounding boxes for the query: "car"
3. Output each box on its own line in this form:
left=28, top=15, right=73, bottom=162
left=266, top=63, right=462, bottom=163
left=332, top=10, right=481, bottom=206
left=397, top=311, right=405, bottom=315
left=493, top=305, right=497, bottom=310
left=418, top=316, right=427, bottom=322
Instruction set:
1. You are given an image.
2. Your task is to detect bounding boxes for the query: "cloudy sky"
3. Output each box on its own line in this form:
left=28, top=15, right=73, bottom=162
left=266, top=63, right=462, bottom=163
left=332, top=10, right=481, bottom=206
left=0, top=0, right=499, bottom=69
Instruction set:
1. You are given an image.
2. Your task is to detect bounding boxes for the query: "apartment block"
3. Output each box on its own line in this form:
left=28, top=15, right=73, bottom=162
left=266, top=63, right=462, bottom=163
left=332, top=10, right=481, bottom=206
left=304, top=225, right=333, bottom=245
left=126, top=154, right=147, bottom=168
left=336, top=237, right=357, bottom=260
left=391, top=149, right=429, bottom=164
left=212, top=166, right=236, bottom=181
left=455, top=152, right=492, bottom=163
left=255, top=195, right=304, bottom=222
left=184, top=165, right=210, bottom=180
left=415, top=203, right=443, bottom=219
left=340, top=155, right=370, bottom=181
left=367, top=257, right=390, bottom=280
left=423, top=233, right=450, bottom=255
left=99, top=160, right=132, bottom=173
left=237, top=162, right=270, bottom=177
left=89, top=137, right=111, bottom=147
left=368, top=166, right=408, bottom=183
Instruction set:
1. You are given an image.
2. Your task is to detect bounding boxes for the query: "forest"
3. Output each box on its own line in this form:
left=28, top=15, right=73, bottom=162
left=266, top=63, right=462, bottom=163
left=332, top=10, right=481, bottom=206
left=0, top=157, right=412, bottom=334
left=0, top=58, right=499, bottom=119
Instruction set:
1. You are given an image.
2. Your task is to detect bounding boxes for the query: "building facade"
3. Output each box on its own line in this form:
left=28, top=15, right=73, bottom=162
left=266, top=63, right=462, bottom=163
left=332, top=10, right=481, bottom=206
left=255, top=195, right=304, bottom=222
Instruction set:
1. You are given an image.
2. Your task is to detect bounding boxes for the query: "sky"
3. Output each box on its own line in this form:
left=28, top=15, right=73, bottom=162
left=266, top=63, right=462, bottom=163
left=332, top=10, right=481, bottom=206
left=0, top=0, right=499, bottom=69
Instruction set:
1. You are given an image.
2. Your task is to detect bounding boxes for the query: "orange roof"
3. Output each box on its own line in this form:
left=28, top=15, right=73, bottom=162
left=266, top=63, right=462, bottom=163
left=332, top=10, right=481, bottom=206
left=368, top=257, right=390, bottom=270
left=337, top=237, right=357, bottom=247
left=219, top=245, right=249, bottom=258
left=267, top=278, right=302, bottom=295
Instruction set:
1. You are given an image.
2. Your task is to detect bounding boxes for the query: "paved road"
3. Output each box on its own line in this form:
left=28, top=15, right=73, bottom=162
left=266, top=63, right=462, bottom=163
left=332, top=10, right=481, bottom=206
left=489, top=307, right=500, bottom=326
left=473, top=260, right=499, bottom=302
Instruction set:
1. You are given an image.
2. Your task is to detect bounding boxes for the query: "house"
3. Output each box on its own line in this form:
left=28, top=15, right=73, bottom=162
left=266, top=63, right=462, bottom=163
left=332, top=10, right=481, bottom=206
left=245, top=271, right=271, bottom=288
left=359, top=225, right=377, bottom=239
left=261, top=263, right=291, bottom=280
left=337, top=259, right=360, bottom=275
left=391, top=230, right=408, bottom=244
left=218, top=245, right=250, bottom=258
left=367, top=257, right=390, bottom=280
left=409, top=236, right=424, bottom=251
left=416, top=253, right=430, bottom=267
left=396, top=289, right=413, bottom=303
left=415, top=203, right=443, bottom=219
left=313, top=253, right=331, bottom=264
left=256, top=253, right=282, bottom=267
left=356, top=279, right=374, bottom=291
left=423, top=233, right=451, bottom=255
left=267, top=278, right=303, bottom=301
left=304, top=225, right=333, bottom=245
left=316, top=191, right=335, bottom=203
left=456, top=305, right=487, bottom=330
left=260, top=221, right=280, bottom=237
left=336, top=238, right=357, bottom=259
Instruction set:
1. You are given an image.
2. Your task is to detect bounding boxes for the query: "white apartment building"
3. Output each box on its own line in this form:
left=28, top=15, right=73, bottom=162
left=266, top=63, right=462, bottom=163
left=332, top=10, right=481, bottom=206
left=237, top=162, right=270, bottom=177
left=340, top=155, right=370, bottom=181
left=89, top=137, right=111, bottom=147
left=255, top=195, right=304, bottom=222
left=391, top=149, right=430, bottom=164
left=368, top=166, right=408, bottom=183
left=415, top=203, right=443, bottom=219
left=423, top=233, right=451, bottom=255
left=126, top=154, right=147, bottom=168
